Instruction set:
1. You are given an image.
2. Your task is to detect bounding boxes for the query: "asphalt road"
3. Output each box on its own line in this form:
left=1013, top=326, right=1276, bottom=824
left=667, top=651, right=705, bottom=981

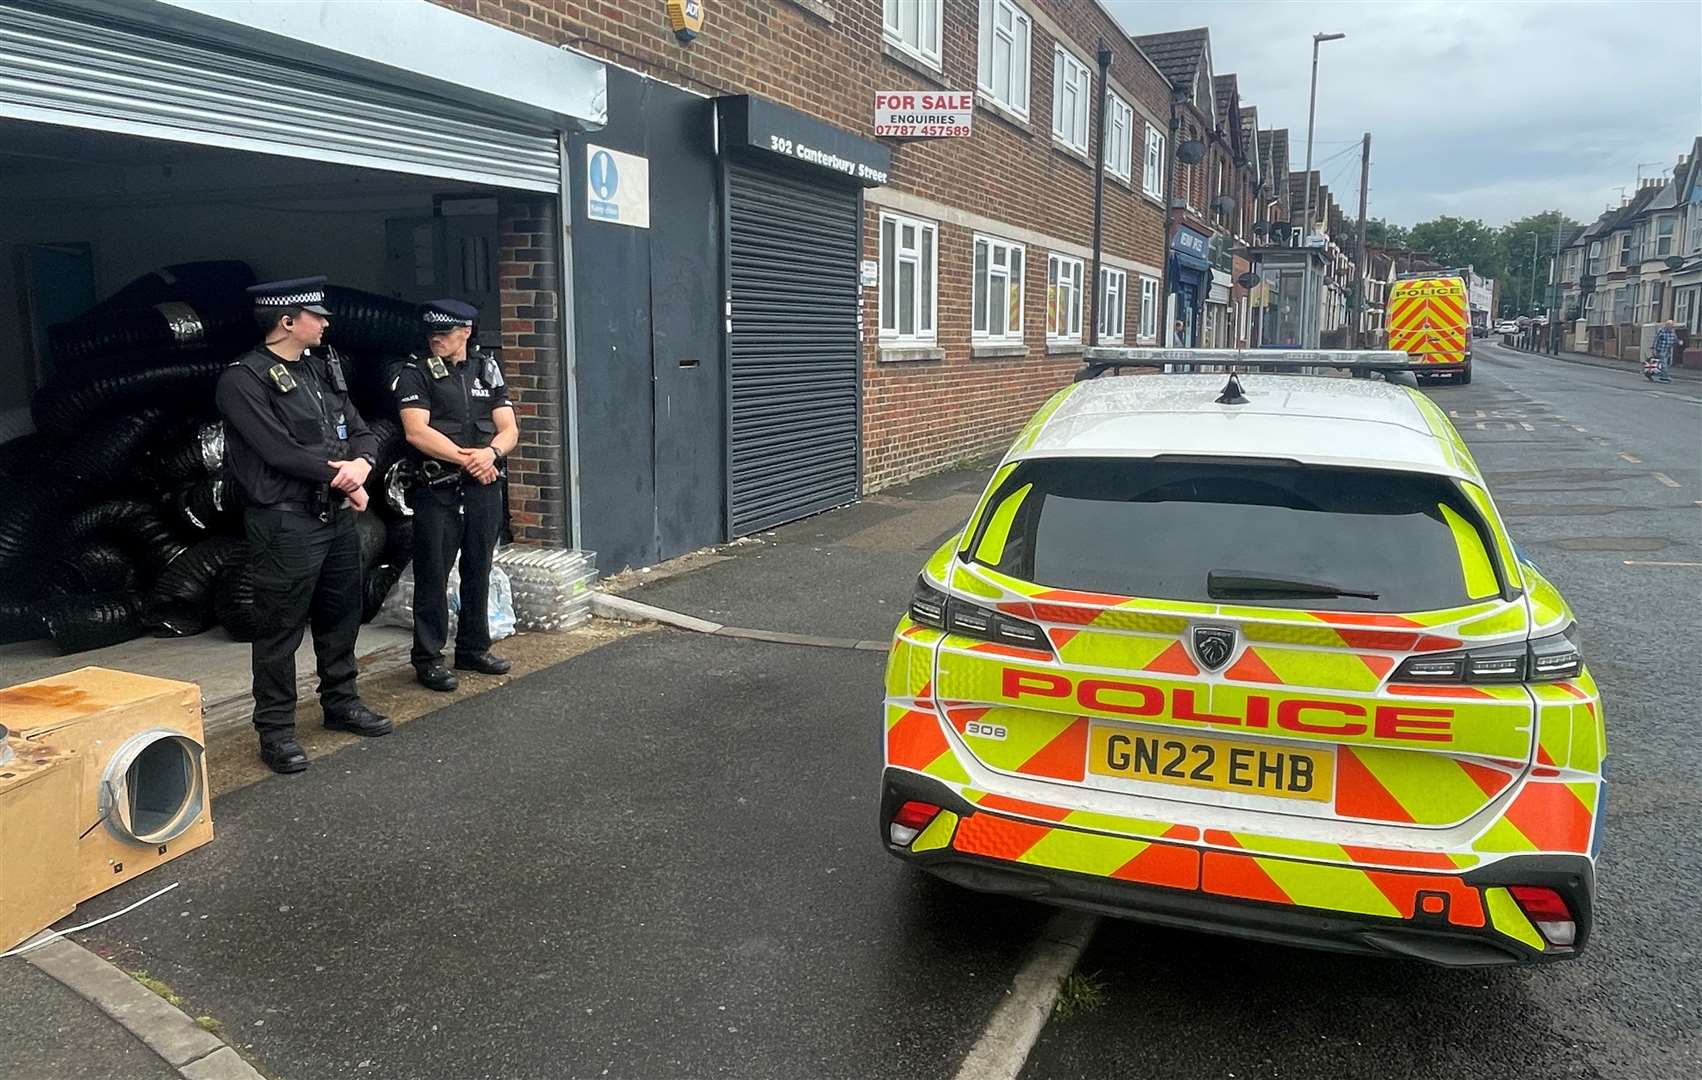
left=1018, top=341, right=1702, bottom=1080
left=74, top=631, right=1052, bottom=1080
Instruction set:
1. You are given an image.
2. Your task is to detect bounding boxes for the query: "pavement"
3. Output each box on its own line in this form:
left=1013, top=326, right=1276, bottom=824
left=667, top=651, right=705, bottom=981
left=1497, top=337, right=1702, bottom=382
left=7, top=339, right=1698, bottom=1079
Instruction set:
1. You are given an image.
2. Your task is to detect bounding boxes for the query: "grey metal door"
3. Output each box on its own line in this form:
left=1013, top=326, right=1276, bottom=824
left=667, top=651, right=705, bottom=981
left=0, top=2, right=561, bottom=191
left=725, top=158, right=861, bottom=536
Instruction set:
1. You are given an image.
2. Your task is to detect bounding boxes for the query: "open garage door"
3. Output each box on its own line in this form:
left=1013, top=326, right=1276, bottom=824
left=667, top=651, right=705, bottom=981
left=0, top=2, right=563, bottom=191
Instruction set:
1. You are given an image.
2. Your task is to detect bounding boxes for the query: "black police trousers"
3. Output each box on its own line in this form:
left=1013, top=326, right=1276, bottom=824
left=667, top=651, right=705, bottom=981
left=411, top=476, right=503, bottom=667
left=243, top=505, right=363, bottom=745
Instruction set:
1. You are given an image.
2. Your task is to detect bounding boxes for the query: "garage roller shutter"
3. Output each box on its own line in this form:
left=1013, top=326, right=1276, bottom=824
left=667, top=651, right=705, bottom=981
left=0, top=3, right=561, bottom=192
left=726, top=158, right=862, bottom=537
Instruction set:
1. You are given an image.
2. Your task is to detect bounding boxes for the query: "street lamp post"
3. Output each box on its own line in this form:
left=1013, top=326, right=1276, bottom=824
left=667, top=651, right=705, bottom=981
left=1299, top=31, right=1346, bottom=249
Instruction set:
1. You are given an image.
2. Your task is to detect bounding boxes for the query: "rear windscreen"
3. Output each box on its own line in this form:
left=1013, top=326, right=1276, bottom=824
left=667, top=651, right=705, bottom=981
left=969, top=458, right=1502, bottom=612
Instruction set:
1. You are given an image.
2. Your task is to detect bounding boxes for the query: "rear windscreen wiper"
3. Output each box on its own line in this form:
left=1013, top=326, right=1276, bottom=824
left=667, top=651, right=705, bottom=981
left=1207, top=569, right=1380, bottom=601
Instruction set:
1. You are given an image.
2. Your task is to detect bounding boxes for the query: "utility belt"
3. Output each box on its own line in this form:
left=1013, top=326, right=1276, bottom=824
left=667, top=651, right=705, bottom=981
left=258, top=489, right=344, bottom=522
left=418, top=458, right=465, bottom=490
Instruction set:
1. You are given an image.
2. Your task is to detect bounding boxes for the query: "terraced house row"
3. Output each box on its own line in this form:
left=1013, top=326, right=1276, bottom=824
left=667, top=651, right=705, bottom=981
left=0, top=0, right=1308, bottom=574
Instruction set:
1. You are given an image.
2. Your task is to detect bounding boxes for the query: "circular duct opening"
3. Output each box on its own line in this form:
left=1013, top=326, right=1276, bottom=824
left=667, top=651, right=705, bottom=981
left=100, top=731, right=206, bottom=845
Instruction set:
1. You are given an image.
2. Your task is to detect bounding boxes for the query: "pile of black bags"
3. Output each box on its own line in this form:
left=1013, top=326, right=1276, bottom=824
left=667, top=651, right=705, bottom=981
left=0, top=261, right=420, bottom=653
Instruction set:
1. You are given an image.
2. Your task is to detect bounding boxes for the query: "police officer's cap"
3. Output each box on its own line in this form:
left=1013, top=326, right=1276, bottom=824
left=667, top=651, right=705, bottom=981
left=422, top=298, right=479, bottom=333
left=247, top=275, right=331, bottom=316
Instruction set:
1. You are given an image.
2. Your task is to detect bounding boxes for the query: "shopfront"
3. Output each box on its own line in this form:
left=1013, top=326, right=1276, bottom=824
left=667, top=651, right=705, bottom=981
left=1169, top=225, right=1212, bottom=346
left=714, top=96, right=891, bottom=537
left=0, top=0, right=605, bottom=658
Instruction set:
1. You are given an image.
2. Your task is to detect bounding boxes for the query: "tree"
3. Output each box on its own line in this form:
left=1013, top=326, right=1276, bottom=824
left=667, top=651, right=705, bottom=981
left=1363, top=217, right=1410, bottom=248
left=1406, top=216, right=1504, bottom=280
left=1499, top=210, right=1580, bottom=317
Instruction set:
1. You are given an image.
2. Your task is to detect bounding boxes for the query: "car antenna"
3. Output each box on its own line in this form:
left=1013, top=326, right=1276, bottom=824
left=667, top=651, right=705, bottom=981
left=1215, top=370, right=1249, bottom=406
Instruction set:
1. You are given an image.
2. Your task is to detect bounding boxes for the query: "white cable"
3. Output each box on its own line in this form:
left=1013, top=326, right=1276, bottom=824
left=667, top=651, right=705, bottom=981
left=0, top=881, right=181, bottom=959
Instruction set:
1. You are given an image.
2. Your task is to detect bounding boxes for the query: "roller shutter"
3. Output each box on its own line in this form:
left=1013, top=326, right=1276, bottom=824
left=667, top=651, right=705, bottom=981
left=0, top=2, right=561, bottom=192
left=725, top=158, right=862, bottom=536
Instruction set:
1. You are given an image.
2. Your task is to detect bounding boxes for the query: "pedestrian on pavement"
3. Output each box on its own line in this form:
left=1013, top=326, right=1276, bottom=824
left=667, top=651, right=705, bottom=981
left=1650, top=318, right=1677, bottom=383
left=394, top=300, right=519, bottom=692
left=215, top=276, right=392, bottom=774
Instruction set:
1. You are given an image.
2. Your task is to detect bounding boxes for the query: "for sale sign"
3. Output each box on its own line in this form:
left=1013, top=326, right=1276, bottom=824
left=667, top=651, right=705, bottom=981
left=874, top=91, right=973, bottom=138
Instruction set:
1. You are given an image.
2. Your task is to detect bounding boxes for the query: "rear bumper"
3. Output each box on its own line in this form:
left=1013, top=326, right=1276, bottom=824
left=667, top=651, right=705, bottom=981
left=881, top=769, right=1593, bottom=967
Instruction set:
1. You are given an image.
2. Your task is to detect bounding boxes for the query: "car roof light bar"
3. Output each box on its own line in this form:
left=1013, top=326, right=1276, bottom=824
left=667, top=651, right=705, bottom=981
left=1074, top=348, right=1414, bottom=381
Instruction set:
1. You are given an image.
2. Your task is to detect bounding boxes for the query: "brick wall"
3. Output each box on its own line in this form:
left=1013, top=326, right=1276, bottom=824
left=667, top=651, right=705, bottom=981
left=496, top=193, right=567, bottom=544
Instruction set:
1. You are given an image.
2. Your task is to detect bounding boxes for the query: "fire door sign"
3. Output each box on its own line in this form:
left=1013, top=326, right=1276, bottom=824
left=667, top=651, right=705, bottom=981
left=874, top=91, right=973, bottom=138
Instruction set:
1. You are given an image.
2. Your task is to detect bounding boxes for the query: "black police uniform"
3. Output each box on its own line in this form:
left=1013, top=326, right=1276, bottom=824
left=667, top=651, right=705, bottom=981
left=214, top=277, right=388, bottom=771
left=393, top=301, right=513, bottom=678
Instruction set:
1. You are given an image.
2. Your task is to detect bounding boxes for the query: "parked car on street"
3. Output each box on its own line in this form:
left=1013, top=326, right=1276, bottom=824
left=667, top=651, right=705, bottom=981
left=882, top=353, right=1603, bottom=967
left=1496, top=320, right=1520, bottom=335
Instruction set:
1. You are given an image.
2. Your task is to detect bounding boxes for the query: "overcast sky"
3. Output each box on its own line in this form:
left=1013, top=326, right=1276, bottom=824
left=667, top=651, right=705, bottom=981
left=1103, top=0, right=1702, bottom=228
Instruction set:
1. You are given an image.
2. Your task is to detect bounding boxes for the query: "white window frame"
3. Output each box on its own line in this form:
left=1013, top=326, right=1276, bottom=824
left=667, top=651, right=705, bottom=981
left=1051, top=45, right=1091, bottom=155
left=1104, top=92, right=1133, bottom=181
left=1655, top=214, right=1677, bottom=257
left=1138, top=275, right=1158, bottom=342
left=879, top=211, right=938, bottom=343
left=1587, top=240, right=1602, bottom=274
left=1097, top=266, right=1126, bottom=343
left=977, top=0, right=1031, bottom=118
left=1645, top=280, right=1665, bottom=322
left=1142, top=125, right=1165, bottom=199
left=882, top=0, right=942, bottom=68
left=1046, top=253, right=1084, bottom=341
left=972, top=234, right=1025, bottom=342
left=1182, top=125, right=1199, bottom=211
left=1677, top=287, right=1696, bottom=330
left=1688, top=207, right=1702, bottom=255
left=1618, top=230, right=1633, bottom=267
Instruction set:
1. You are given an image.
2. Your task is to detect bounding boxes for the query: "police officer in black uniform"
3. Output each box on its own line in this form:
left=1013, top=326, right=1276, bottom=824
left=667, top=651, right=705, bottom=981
left=394, top=299, right=518, bottom=692
left=215, top=277, right=392, bottom=774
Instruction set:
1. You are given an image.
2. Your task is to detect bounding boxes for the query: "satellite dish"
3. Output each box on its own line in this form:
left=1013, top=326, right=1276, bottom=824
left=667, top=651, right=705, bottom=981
left=1177, top=139, right=1207, bottom=164
left=1213, top=194, right=1237, bottom=214
left=1271, top=222, right=1292, bottom=241
left=1666, top=255, right=1686, bottom=270
left=1237, top=271, right=1262, bottom=288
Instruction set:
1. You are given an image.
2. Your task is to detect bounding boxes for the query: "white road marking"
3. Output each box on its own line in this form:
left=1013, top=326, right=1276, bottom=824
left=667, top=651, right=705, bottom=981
left=1623, top=560, right=1702, bottom=568
left=1652, top=473, right=1681, bottom=488
left=1619, top=452, right=1643, bottom=464
left=1571, top=425, right=1589, bottom=433
left=1519, top=422, right=1536, bottom=431
left=952, top=911, right=1098, bottom=1080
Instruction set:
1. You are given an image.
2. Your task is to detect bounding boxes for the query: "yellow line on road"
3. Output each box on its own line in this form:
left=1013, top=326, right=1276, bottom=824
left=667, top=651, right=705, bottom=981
left=1623, top=561, right=1702, bottom=567
left=1652, top=473, right=1681, bottom=488
left=1619, top=452, right=1643, bottom=464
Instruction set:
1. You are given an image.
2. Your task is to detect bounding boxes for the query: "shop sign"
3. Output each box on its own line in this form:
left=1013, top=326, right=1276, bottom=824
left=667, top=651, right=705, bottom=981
left=717, top=95, right=893, bottom=187
left=874, top=91, right=973, bottom=138
left=861, top=259, right=879, bottom=288
left=586, top=145, right=650, bottom=229
left=1171, top=227, right=1209, bottom=260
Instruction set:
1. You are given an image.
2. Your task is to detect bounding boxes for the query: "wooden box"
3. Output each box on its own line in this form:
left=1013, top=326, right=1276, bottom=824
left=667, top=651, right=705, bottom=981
left=0, top=667, right=213, bottom=903
left=0, top=736, right=79, bottom=952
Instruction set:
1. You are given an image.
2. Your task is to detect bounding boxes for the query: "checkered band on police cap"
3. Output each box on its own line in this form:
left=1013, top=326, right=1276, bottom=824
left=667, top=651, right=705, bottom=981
left=247, top=275, right=330, bottom=312
left=422, top=298, right=478, bottom=330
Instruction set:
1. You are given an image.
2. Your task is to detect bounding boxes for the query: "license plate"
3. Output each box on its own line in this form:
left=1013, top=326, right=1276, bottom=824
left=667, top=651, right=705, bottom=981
left=1088, top=727, right=1333, bottom=802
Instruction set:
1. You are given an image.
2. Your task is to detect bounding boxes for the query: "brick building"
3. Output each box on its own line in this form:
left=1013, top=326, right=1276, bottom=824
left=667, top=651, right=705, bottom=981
left=1, top=2, right=1294, bottom=576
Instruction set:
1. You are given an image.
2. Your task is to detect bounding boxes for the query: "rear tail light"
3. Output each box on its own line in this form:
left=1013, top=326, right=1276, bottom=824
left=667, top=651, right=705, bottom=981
left=889, top=800, right=941, bottom=846
left=909, top=577, right=1053, bottom=654
left=1391, top=624, right=1583, bottom=685
left=1509, top=886, right=1577, bottom=947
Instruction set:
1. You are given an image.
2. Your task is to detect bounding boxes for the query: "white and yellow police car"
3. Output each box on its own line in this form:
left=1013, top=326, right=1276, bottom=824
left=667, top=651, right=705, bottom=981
left=881, top=350, right=1602, bottom=966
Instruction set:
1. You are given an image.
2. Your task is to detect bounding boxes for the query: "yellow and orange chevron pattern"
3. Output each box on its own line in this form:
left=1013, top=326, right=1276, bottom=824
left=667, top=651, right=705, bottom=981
left=1389, top=278, right=1470, bottom=366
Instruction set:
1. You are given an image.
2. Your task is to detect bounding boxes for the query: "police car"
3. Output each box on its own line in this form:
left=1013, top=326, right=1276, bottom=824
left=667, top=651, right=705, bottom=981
left=881, top=349, right=1602, bottom=966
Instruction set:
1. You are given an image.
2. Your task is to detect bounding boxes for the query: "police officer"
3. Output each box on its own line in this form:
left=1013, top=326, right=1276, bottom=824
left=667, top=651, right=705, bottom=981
left=215, top=277, right=392, bottom=773
left=394, top=299, right=518, bottom=692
